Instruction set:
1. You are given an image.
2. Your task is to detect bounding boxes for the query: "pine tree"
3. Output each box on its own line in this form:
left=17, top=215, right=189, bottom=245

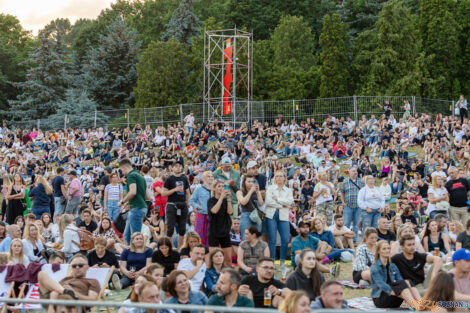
left=319, top=14, right=349, bottom=98
left=162, top=0, right=200, bottom=46
left=7, top=30, right=72, bottom=122
left=80, top=17, right=141, bottom=109
left=338, top=0, right=383, bottom=38
left=49, top=89, right=108, bottom=128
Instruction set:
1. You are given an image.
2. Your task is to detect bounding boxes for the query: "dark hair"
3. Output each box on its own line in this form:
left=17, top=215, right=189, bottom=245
left=98, top=217, right=112, bottom=233
left=333, top=214, right=343, bottom=221
left=49, top=254, right=64, bottom=263
left=82, top=209, right=91, bottom=215
left=467, top=219, right=470, bottom=230
left=207, top=248, right=224, bottom=269
left=241, top=175, right=255, bottom=194
left=119, top=158, right=132, bottom=168
left=221, top=268, right=241, bottom=287
left=434, top=213, right=446, bottom=222
left=166, top=270, right=187, bottom=297
left=158, top=236, right=173, bottom=251
left=419, top=272, right=455, bottom=311
left=299, top=249, right=322, bottom=297
left=56, top=167, right=65, bottom=174
left=141, top=165, right=149, bottom=174
left=399, top=234, right=415, bottom=247
left=257, top=257, right=274, bottom=266
left=246, top=225, right=262, bottom=238
left=320, top=280, right=342, bottom=294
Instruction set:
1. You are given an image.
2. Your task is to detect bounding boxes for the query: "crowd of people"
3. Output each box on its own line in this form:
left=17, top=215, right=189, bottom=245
left=0, top=96, right=470, bottom=312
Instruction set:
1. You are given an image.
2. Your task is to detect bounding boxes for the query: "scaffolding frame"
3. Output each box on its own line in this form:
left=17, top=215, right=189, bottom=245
left=203, top=28, right=253, bottom=126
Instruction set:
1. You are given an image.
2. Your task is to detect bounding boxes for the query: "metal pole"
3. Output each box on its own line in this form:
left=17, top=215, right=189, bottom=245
left=144, top=108, right=147, bottom=125
left=232, top=28, right=237, bottom=127
left=127, top=109, right=130, bottom=128
left=452, top=101, right=455, bottom=117
left=203, top=28, right=206, bottom=123
left=353, top=95, right=358, bottom=123
left=292, top=100, right=296, bottom=120
left=412, top=96, right=416, bottom=115
left=179, top=103, right=184, bottom=125
left=94, top=110, right=97, bottom=128
left=37, top=119, right=40, bottom=130
left=64, top=114, right=67, bottom=131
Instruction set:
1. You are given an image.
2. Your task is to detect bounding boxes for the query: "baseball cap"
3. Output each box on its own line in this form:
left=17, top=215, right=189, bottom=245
left=298, top=221, right=311, bottom=228
left=246, top=161, right=258, bottom=169
left=221, top=157, right=232, bottom=165
left=452, top=248, right=470, bottom=263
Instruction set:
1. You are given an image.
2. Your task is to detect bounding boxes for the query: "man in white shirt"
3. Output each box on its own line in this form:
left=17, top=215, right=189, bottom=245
left=328, top=215, right=355, bottom=249
left=184, top=111, right=195, bottom=134
left=177, top=244, right=207, bottom=291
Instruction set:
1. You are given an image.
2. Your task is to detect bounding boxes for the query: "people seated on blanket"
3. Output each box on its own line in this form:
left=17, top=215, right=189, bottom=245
left=240, top=257, right=290, bottom=308
left=328, top=214, right=355, bottom=249
left=0, top=224, right=22, bottom=252
left=290, top=221, right=339, bottom=275
left=38, top=254, right=100, bottom=313
left=376, top=217, right=396, bottom=243
left=456, top=219, right=470, bottom=250
left=206, top=268, right=254, bottom=310
left=353, top=227, right=378, bottom=286
left=310, top=217, right=353, bottom=264
left=422, top=219, right=451, bottom=261
left=370, top=240, right=421, bottom=308
left=176, top=243, right=207, bottom=291
left=391, top=234, right=442, bottom=295
left=119, top=232, right=153, bottom=289
left=286, top=248, right=325, bottom=301
left=390, top=224, right=425, bottom=257
left=310, top=280, right=348, bottom=309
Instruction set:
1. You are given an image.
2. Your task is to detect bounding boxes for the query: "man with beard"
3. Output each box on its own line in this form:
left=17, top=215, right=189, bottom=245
left=205, top=268, right=254, bottom=311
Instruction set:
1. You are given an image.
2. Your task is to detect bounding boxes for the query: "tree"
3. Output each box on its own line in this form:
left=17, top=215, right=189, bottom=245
left=49, top=89, right=108, bottom=128
left=162, top=0, right=201, bottom=46
left=363, top=1, right=420, bottom=96
left=337, top=0, right=383, bottom=38
left=80, top=17, right=141, bottom=109
left=420, top=0, right=460, bottom=99
left=7, top=31, right=72, bottom=122
left=134, top=38, right=192, bottom=108
left=319, top=14, right=350, bottom=98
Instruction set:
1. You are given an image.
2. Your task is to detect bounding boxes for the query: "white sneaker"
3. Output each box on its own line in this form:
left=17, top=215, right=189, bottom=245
left=359, top=279, right=370, bottom=287
left=112, top=273, right=122, bottom=290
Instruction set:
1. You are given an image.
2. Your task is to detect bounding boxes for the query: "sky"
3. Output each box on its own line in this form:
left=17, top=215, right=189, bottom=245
left=0, top=0, right=114, bottom=34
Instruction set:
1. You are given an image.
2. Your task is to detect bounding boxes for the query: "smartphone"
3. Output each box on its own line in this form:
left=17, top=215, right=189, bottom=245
left=224, top=184, right=230, bottom=190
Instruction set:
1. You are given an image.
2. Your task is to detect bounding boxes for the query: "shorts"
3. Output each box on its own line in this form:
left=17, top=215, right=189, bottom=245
left=353, top=270, right=362, bottom=284
left=208, top=234, right=231, bottom=248
left=373, top=280, right=410, bottom=308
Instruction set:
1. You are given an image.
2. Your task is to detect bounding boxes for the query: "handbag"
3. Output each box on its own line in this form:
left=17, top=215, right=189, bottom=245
left=248, top=199, right=265, bottom=225
left=114, top=209, right=129, bottom=234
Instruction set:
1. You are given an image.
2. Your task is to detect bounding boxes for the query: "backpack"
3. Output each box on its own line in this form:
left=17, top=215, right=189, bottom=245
left=72, top=228, right=94, bottom=251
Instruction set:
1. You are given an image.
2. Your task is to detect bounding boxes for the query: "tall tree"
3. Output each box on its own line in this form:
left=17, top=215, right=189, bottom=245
left=420, top=0, right=460, bottom=99
left=162, top=0, right=201, bottom=46
left=7, top=31, right=72, bottom=121
left=319, top=14, right=350, bottom=98
left=134, top=38, right=192, bottom=108
left=337, top=0, right=383, bottom=38
left=80, top=17, right=141, bottom=109
left=363, top=1, right=420, bottom=95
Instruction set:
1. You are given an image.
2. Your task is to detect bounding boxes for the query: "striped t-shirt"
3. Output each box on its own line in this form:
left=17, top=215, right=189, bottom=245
left=105, top=184, right=123, bottom=200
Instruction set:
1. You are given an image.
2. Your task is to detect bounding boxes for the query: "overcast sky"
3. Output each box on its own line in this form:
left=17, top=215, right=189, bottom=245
left=0, top=0, right=114, bottom=34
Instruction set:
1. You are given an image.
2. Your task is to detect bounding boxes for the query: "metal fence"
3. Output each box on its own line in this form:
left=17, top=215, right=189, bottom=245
left=12, top=96, right=454, bottom=131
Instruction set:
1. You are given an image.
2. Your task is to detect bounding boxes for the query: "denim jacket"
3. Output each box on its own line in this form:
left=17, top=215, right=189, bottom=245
left=370, top=258, right=403, bottom=298
left=204, top=267, right=220, bottom=296
left=166, top=291, right=208, bottom=313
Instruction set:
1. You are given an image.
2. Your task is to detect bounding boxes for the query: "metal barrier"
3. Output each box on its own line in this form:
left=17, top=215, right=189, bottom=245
left=10, top=96, right=454, bottom=130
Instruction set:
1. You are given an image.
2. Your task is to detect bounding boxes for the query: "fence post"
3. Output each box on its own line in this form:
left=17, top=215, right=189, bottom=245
left=452, top=101, right=455, bottom=117
left=292, top=100, right=296, bottom=120
left=94, top=111, right=97, bottom=128
left=37, top=119, right=40, bottom=130
left=143, top=108, right=147, bottom=125
left=127, top=109, right=130, bottom=128
left=412, top=96, right=416, bottom=115
left=179, top=104, right=184, bottom=125
left=353, top=95, right=358, bottom=123
left=64, top=114, right=67, bottom=131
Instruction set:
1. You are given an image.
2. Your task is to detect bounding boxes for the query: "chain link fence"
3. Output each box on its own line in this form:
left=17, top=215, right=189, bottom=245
left=11, top=96, right=454, bottom=130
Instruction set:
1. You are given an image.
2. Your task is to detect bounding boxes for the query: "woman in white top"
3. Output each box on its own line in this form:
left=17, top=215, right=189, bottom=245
left=59, top=214, right=80, bottom=261
left=22, top=223, right=46, bottom=264
left=313, top=171, right=336, bottom=226
left=265, top=170, right=294, bottom=270
left=7, top=238, right=30, bottom=266
left=427, top=174, right=449, bottom=219
left=358, top=175, right=385, bottom=229
left=379, top=178, right=391, bottom=201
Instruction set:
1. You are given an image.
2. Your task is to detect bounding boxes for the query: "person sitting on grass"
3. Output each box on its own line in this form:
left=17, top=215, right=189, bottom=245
left=352, top=227, right=377, bottom=287
left=311, top=217, right=353, bottom=264
left=328, top=214, right=355, bottom=250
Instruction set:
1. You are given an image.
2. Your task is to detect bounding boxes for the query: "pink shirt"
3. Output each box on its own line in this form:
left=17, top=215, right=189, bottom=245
left=68, top=178, right=82, bottom=197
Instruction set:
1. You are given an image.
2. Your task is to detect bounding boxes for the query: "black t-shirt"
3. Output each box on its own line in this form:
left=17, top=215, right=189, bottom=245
left=241, top=275, right=285, bottom=308
left=401, top=214, right=418, bottom=226
left=418, top=183, right=429, bottom=198
left=151, top=249, right=180, bottom=276
left=376, top=229, right=396, bottom=242
left=397, top=164, right=410, bottom=176
left=78, top=220, right=98, bottom=233
left=255, top=174, right=267, bottom=191
left=391, top=252, right=427, bottom=285
left=87, top=249, right=119, bottom=268
left=207, top=197, right=232, bottom=238
left=164, top=175, right=190, bottom=203
left=456, top=231, right=470, bottom=250
left=99, top=175, right=110, bottom=189
left=52, top=175, right=65, bottom=197
left=445, top=178, right=470, bottom=207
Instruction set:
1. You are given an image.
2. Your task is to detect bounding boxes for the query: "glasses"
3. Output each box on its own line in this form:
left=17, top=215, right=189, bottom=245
left=260, top=266, right=274, bottom=271
left=71, top=263, right=86, bottom=269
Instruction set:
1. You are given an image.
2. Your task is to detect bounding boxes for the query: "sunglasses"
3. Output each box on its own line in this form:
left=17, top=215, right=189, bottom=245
left=71, top=263, right=86, bottom=269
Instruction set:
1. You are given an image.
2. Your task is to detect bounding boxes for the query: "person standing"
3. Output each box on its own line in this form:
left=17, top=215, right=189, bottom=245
left=162, top=162, right=190, bottom=249
left=118, top=159, right=148, bottom=245
left=358, top=175, right=385, bottom=229
left=184, top=111, right=195, bottom=135
left=5, top=173, right=26, bottom=225
left=65, top=171, right=82, bottom=216
left=104, top=172, right=123, bottom=222
left=456, top=95, right=468, bottom=124
left=189, top=171, right=214, bottom=247
left=213, top=157, right=241, bottom=217
left=29, top=176, right=52, bottom=220
left=445, top=166, right=470, bottom=226
left=313, top=172, right=336, bottom=226
left=340, top=167, right=364, bottom=237
left=52, top=167, right=67, bottom=219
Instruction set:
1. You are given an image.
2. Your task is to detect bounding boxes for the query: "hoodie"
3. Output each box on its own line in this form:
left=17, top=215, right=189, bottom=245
left=310, top=296, right=348, bottom=310
left=286, top=266, right=325, bottom=301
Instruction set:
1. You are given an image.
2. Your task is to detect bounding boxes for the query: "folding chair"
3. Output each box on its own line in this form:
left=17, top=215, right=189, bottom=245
left=0, top=267, right=15, bottom=313
left=85, top=266, right=115, bottom=313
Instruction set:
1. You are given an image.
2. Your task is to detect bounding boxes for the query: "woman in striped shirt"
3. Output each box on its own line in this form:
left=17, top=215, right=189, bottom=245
left=104, top=172, right=123, bottom=221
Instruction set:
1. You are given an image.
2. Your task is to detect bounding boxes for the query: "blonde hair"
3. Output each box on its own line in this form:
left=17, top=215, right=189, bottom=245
left=23, top=222, right=41, bottom=242
left=431, top=174, right=443, bottom=189
left=8, top=238, right=25, bottom=264
left=35, top=175, right=53, bottom=195
left=273, top=170, right=287, bottom=185
left=0, top=253, right=8, bottom=266
left=279, top=291, right=309, bottom=313
left=374, top=240, right=390, bottom=262
left=129, top=232, right=145, bottom=252
left=211, top=181, right=224, bottom=197
left=59, top=214, right=73, bottom=241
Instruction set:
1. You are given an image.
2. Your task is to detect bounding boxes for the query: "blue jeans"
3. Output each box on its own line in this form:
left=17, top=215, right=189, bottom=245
left=343, top=206, right=361, bottom=237
left=266, top=210, right=290, bottom=261
left=54, top=196, right=65, bottom=219
left=240, top=211, right=261, bottom=240
left=32, top=206, right=50, bottom=220
left=124, top=207, right=147, bottom=245
left=106, top=200, right=120, bottom=222
left=361, top=210, right=381, bottom=229
left=327, top=248, right=354, bottom=261
left=390, top=182, right=402, bottom=195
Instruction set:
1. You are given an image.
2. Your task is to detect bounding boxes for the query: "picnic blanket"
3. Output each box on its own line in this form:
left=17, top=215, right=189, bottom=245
left=347, top=297, right=385, bottom=311
left=337, top=280, right=369, bottom=289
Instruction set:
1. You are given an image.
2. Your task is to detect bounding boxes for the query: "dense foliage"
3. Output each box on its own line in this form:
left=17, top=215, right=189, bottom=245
left=1, top=0, right=468, bottom=121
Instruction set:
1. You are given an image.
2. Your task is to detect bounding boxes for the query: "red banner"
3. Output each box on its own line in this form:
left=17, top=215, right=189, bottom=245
left=223, top=38, right=233, bottom=115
